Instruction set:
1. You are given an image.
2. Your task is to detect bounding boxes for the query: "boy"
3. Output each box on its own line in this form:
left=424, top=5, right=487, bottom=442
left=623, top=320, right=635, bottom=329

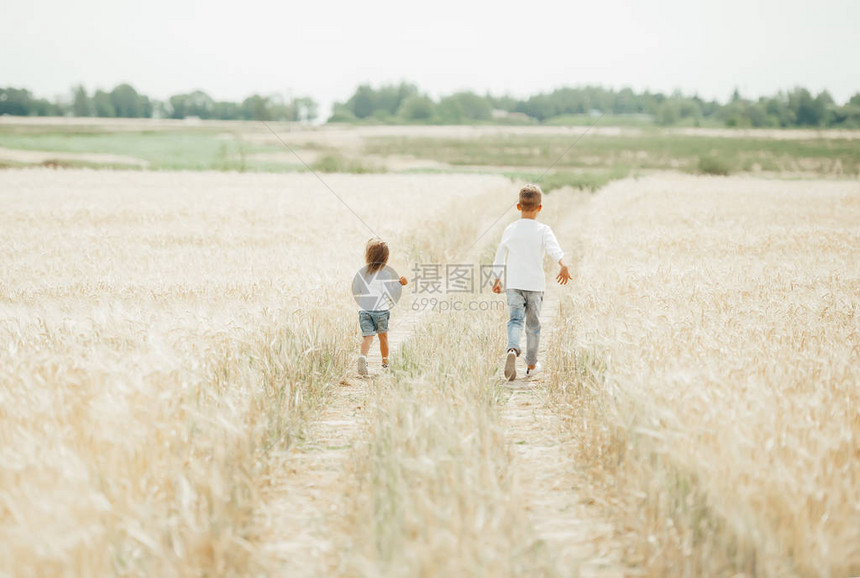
left=491, top=184, right=571, bottom=380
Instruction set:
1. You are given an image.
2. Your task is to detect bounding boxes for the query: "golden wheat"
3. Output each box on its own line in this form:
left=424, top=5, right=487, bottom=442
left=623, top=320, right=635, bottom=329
left=4, top=166, right=855, bottom=577
left=548, top=174, right=860, bottom=577
left=335, top=302, right=560, bottom=577
left=0, top=168, right=510, bottom=576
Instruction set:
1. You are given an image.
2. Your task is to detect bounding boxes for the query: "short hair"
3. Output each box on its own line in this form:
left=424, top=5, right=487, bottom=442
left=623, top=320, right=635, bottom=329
left=519, top=184, right=542, bottom=211
left=365, top=238, right=389, bottom=274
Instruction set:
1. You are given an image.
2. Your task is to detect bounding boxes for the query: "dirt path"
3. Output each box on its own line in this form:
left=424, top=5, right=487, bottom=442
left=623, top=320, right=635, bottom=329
left=499, top=290, right=624, bottom=577
left=255, top=189, right=625, bottom=576
left=498, top=194, right=627, bottom=577
left=255, top=307, right=422, bottom=576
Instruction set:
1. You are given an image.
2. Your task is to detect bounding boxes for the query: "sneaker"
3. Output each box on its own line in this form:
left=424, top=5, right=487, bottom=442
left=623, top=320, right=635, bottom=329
left=525, top=362, right=542, bottom=378
left=504, top=349, right=517, bottom=381
left=357, top=355, right=368, bottom=376
left=381, top=362, right=389, bottom=370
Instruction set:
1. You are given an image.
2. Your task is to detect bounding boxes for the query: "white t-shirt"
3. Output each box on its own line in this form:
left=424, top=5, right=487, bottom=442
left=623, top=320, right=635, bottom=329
left=354, top=268, right=400, bottom=311
left=492, top=219, right=564, bottom=292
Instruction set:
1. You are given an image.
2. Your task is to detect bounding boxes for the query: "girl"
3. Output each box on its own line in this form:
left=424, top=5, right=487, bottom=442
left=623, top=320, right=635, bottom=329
left=353, top=239, right=407, bottom=376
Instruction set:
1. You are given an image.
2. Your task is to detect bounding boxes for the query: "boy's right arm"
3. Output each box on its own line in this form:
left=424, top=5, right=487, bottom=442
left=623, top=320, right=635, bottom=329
left=491, top=238, right=507, bottom=294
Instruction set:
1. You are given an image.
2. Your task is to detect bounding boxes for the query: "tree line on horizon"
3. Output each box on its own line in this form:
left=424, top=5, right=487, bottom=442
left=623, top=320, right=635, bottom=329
left=0, top=84, right=318, bottom=122
left=1, top=82, right=859, bottom=128
left=330, top=83, right=860, bottom=128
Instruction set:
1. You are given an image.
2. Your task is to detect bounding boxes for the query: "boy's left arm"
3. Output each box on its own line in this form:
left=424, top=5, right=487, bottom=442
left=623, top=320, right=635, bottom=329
left=555, top=260, right=572, bottom=285
left=545, top=227, right=572, bottom=285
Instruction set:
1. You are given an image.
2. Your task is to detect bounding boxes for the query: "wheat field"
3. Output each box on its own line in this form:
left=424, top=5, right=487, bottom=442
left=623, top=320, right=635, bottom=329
left=0, top=167, right=857, bottom=577
left=548, top=175, right=860, bottom=576
left=0, top=168, right=511, bottom=576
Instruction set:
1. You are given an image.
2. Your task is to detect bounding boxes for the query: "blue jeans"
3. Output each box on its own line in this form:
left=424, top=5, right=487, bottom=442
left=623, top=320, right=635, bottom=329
left=359, top=310, right=390, bottom=336
left=506, top=289, right=543, bottom=366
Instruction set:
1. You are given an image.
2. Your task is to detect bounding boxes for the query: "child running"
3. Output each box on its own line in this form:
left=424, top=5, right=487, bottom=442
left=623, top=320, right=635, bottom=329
left=355, top=238, right=407, bottom=376
left=491, top=184, right=571, bottom=380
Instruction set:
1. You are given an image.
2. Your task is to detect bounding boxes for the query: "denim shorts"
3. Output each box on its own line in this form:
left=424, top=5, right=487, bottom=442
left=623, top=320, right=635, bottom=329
left=359, top=310, right=390, bottom=336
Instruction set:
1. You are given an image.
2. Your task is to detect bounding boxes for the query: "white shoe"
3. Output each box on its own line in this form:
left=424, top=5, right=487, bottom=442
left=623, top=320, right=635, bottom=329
left=525, top=362, right=542, bottom=378
left=357, top=355, right=368, bottom=376
left=504, top=350, right=517, bottom=381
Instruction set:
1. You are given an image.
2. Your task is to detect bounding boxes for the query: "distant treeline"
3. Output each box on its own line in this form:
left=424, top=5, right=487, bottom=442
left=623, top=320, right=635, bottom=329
left=331, top=83, right=860, bottom=128
left=0, top=84, right=318, bottom=122
left=2, top=82, right=859, bottom=128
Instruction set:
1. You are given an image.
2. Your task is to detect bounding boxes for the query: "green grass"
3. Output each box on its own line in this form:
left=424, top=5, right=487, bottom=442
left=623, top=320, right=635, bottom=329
left=311, top=153, right=386, bottom=174
left=696, top=155, right=733, bottom=176
left=544, top=113, right=655, bottom=127
left=0, top=129, right=280, bottom=171
left=2, top=122, right=857, bottom=178
left=0, top=126, right=382, bottom=174
left=0, top=157, right=147, bottom=171
left=364, top=133, right=860, bottom=176
left=504, top=168, right=631, bottom=192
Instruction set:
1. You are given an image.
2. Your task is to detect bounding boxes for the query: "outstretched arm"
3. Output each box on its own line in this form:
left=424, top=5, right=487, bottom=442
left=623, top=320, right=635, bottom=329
left=544, top=227, right=571, bottom=285
left=381, top=275, right=408, bottom=289
left=556, top=259, right=572, bottom=285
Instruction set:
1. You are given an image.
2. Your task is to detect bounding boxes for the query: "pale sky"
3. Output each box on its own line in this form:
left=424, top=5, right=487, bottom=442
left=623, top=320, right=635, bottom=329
left=3, top=0, right=859, bottom=115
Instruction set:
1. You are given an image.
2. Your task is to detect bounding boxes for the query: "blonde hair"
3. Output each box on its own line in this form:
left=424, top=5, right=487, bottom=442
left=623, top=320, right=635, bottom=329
left=365, top=238, right=389, bottom=274
left=518, top=184, right=543, bottom=211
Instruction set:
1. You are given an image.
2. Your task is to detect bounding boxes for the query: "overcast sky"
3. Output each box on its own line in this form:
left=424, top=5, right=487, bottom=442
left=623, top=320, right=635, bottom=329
left=4, top=0, right=859, bottom=115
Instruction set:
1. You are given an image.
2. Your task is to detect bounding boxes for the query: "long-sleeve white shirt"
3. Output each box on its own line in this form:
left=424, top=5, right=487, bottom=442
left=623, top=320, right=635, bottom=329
left=492, top=219, right=564, bottom=292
